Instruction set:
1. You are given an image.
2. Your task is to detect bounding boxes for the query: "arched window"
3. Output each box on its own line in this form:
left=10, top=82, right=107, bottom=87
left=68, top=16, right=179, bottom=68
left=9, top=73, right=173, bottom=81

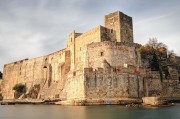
left=43, top=66, right=47, bottom=68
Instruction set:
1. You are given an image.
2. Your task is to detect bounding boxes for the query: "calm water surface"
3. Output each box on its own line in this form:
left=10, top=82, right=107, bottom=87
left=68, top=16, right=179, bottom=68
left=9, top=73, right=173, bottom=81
left=0, top=105, right=180, bottom=119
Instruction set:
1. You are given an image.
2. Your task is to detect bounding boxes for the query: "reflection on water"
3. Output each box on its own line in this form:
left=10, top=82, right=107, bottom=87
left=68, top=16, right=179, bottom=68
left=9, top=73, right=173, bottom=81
left=0, top=105, right=180, bottom=119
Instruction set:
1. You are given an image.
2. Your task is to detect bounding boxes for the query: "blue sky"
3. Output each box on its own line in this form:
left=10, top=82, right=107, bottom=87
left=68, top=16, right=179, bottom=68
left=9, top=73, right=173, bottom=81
left=0, top=0, right=180, bottom=71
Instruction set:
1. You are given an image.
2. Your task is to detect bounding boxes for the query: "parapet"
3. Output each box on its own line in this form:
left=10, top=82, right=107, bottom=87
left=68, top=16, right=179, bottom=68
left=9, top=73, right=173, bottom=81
left=84, top=66, right=145, bottom=76
left=87, top=41, right=141, bottom=48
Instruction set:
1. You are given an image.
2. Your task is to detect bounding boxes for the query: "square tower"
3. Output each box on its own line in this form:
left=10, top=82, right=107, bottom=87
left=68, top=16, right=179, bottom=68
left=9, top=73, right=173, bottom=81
left=104, top=11, right=133, bottom=43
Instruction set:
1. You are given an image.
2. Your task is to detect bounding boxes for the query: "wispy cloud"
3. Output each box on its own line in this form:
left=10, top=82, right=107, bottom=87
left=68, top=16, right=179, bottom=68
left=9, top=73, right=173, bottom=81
left=0, top=0, right=180, bottom=71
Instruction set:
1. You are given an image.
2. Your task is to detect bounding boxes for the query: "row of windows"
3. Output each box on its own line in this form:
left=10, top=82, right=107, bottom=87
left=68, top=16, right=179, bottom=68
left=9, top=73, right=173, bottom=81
left=105, top=29, right=114, bottom=34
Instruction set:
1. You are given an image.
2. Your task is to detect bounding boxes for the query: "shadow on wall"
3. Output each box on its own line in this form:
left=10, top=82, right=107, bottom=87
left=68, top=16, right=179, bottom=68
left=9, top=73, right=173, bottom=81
left=0, top=71, right=2, bottom=79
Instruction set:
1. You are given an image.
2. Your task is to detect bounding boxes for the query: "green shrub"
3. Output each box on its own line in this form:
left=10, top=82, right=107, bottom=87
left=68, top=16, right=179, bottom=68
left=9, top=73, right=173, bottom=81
left=13, top=83, right=26, bottom=93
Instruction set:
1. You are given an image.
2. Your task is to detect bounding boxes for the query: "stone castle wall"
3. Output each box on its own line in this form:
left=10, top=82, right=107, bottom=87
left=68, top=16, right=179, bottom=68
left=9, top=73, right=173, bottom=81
left=143, top=70, right=180, bottom=97
left=74, top=26, right=115, bottom=70
left=75, top=26, right=101, bottom=67
left=86, top=41, right=141, bottom=68
left=84, top=41, right=145, bottom=99
left=63, top=70, right=85, bottom=100
left=2, top=49, right=67, bottom=99
left=1, top=11, right=179, bottom=102
left=84, top=68, right=144, bottom=99
left=119, top=12, right=133, bottom=43
left=105, top=11, right=133, bottom=43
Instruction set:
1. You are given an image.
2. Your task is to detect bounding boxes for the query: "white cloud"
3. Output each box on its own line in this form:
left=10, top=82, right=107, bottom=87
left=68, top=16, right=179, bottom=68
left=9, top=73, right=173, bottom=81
left=0, top=0, right=180, bottom=71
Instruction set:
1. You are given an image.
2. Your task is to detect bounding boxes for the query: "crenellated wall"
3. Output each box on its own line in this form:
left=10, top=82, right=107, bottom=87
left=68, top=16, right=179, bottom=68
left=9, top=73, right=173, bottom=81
left=84, top=67, right=144, bottom=99
left=1, top=11, right=179, bottom=102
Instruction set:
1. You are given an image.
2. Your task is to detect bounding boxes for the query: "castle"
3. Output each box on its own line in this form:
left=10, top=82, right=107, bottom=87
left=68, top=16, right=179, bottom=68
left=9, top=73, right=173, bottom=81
left=1, top=11, right=180, bottom=104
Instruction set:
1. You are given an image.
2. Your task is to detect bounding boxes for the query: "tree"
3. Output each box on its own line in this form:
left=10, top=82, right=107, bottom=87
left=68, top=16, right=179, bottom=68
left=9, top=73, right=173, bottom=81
left=140, top=38, right=167, bottom=81
left=13, top=83, right=26, bottom=93
left=167, top=50, right=175, bottom=58
left=0, top=71, right=2, bottom=79
left=167, top=50, right=177, bottom=62
left=13, top=83, right=27, bottom=99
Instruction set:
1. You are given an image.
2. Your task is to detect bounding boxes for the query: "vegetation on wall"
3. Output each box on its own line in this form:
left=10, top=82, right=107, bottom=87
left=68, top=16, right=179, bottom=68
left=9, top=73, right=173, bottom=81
left=13, top=83, right=26, bottom=93
left=13, top=83, right=26, bottom=99
left=140, top=38, right=172, bottom=81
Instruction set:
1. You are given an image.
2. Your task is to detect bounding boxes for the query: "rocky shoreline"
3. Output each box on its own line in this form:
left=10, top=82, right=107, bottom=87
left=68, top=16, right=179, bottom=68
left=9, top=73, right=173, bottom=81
left=0, top=99, right=60, bottom=105
left=1, top=97, right=180, bottom=106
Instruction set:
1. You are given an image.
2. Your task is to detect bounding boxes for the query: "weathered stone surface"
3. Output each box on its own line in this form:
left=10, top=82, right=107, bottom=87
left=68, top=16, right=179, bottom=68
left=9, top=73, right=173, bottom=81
left=142, top=97, right=167, bottom=106
left=1, top=11, right=180, bottom=103
left=105, top=11, right=133, bottom=43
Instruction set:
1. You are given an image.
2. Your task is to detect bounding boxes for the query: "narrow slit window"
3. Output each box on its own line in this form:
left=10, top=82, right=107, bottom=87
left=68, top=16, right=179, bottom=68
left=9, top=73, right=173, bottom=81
left=73, top=72, right=76, bottom=76
left=125, top=30, right=127, bottom=34
left=100, top=52, right=104, bottom=56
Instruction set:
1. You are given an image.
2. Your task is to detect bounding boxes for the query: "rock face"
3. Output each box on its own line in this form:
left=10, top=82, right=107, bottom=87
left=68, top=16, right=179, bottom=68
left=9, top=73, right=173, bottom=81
left=142, top=97, right=167, bottom=106
left=1, top=11, right=180, bottom=102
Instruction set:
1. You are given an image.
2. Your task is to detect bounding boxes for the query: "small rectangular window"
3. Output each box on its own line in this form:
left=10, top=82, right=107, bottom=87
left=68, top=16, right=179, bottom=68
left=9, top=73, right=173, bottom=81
left=100, top=52, right=104, bottom=56
left=73, top=72, right=76, bottom=76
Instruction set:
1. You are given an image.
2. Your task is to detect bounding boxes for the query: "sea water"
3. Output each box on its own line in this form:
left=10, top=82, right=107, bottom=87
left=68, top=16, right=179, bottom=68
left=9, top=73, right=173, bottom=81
left=0, top=105, right=180, bottom=119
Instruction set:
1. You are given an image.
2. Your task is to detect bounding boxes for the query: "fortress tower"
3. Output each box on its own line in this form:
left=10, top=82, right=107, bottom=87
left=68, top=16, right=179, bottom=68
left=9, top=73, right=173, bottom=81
left=1, top=11, right=145, bottom=102
left=105, top=11, right=133, bottom=43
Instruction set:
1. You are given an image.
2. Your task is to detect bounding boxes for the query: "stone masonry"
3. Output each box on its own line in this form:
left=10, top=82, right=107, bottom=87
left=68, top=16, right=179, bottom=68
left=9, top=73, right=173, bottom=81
left=1, top=11, right=180, bottom=103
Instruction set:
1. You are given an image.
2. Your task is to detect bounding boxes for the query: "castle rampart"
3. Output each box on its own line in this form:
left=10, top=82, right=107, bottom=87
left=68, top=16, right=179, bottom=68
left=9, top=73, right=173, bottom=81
left=1, top=11, right=180, bottom=104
